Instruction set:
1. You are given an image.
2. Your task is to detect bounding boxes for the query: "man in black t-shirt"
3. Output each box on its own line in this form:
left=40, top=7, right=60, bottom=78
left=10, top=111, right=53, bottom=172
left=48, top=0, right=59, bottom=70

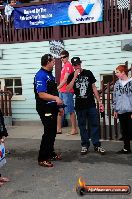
left=67, top=57, right=106, bottom=155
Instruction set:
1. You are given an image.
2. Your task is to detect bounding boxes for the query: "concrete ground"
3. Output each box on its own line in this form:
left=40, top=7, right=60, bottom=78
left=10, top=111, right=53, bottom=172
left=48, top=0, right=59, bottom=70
left=0, top=125, right=132, bottom=199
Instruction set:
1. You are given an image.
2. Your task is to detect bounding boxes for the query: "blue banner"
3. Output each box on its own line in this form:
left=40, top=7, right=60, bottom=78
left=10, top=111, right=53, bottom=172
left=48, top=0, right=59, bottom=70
left=14, top=0, right=103, bottom=29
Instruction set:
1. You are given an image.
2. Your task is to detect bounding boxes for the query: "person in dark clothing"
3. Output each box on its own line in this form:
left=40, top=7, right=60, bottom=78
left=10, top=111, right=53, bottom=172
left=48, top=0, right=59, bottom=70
left=0, top=110, right=8, bottom=139
left=0, top=0, right=4, bottom=6
left=34, top=54, right=64, bottom=167
left=0, top=109, right=9, bottom=186
left=66, top=57, right=106, bottom=155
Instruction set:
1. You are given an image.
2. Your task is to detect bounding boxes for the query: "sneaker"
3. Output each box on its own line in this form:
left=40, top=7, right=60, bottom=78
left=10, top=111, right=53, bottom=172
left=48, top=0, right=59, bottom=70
left=81, top=146, right=88, bottom=155
left=94, top=146, right=106, bottom=155
left=119, top=137, right=124, bottom=141
left=117, top=148, right=131, bottom=154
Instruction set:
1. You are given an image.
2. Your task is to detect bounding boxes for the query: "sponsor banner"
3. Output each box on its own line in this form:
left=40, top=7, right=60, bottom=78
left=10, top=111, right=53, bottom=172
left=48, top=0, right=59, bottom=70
left=14, top=0, right=103, bottom=29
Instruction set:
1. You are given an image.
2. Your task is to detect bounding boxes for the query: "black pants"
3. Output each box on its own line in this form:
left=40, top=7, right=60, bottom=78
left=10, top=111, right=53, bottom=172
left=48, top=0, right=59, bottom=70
left=37, top=108, right=58, bottom=162
left=118, top=112, right=132, bottom=150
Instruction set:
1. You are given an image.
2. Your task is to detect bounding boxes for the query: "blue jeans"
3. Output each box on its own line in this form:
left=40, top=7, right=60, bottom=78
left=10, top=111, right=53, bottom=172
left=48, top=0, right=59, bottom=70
left=76, top=107, right=101, bottom=148
left=59, top=92, right=75, bottom=114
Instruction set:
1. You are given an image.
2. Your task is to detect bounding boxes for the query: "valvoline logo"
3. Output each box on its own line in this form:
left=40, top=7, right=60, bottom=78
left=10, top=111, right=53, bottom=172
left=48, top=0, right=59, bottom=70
left=75, top=4, right=94, bottom=16
left=68, top=0, right=103, bottom=24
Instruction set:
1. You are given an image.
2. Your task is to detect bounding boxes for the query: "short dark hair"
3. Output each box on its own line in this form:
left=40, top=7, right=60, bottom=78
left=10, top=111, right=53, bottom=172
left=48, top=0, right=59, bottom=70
left=60, top=50, right=69, bottom=57
left=41, top=54, right=53, bottom=66
left=9, top=0, right=16, bottom=3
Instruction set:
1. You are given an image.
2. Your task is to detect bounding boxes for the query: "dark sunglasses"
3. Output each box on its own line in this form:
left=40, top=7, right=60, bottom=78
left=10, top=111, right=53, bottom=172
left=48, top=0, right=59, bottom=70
left=60, top=55, right=67, bottom=59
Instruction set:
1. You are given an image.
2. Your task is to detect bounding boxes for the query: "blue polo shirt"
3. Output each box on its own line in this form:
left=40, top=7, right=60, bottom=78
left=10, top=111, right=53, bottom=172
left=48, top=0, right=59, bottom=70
left=34, top=68, right=58, bottom=109
left=35, top=68, right=55, bottom=93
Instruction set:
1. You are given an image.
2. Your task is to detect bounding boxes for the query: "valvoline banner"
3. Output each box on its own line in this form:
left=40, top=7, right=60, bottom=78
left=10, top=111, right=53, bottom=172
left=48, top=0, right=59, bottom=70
left=14, top=0, right=103, bottom=29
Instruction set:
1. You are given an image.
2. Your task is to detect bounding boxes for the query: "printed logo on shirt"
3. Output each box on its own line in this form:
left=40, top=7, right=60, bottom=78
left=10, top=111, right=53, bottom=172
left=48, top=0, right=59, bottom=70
left=116, top=81, right=132, bottom=95
left=36, top=80, right=43, bottom=87
left=75, top=76, right=89, bottom=98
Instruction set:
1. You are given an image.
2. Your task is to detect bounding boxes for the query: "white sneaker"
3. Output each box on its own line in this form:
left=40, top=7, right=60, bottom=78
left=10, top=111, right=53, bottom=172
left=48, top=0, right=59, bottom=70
left=81, top=146, right=88, bottom=155
left=94, top=146, right=106, bottom=154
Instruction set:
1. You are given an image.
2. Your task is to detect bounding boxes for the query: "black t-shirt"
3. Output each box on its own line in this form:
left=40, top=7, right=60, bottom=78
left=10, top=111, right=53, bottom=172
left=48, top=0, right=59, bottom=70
left=67, top=69, right=96, bottom=111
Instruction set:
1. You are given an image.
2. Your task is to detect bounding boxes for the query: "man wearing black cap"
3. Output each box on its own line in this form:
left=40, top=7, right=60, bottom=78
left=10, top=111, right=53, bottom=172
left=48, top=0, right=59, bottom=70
left=66, top=57, right=106, bottom=155
left=34, top=54, right=64, bottom=167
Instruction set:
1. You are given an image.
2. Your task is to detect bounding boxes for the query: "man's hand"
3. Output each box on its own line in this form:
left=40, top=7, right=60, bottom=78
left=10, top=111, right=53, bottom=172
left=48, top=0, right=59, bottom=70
left=74, top=69, right=80, bottom=78
left=58, top=108, right=64, bottom=117
left=114, top=112, right=118, bottom=119
left=0, top=136, right=5, bottom=144
left=55, top=96, right=63, bottom=106
left=99, top=103, right=104, bottom=112
left=57, top=87, right=60, bottom=92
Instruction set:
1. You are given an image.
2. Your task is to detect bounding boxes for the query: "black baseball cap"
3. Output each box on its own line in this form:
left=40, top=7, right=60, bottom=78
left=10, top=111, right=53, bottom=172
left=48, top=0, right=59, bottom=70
left=71, top=57, right=82, bottom=66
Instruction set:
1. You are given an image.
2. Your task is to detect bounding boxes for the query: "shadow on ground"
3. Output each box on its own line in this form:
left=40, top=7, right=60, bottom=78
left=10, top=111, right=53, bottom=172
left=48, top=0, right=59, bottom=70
left=6, top=138, right=132, bottom=166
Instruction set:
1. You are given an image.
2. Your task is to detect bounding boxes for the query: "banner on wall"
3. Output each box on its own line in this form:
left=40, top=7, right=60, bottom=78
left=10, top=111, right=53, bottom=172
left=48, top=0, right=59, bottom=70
left=14, top=0, right=103, bottom=29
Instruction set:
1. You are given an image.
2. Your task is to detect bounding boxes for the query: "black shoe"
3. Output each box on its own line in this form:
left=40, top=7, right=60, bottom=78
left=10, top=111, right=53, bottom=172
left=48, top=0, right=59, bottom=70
left=57, top=131, right=62, bottom=134
left=119, top=137, right=124, bottom=141
left=117, top=148, right=131, bottom=154
left=51, top=153, right=62, bottom=161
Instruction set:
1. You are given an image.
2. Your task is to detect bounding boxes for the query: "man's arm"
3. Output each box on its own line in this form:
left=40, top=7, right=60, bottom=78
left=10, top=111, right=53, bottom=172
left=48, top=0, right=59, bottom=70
left=112, top=84, right=118, bottom=118
left=66, top=75, right=76, bottom=91
left=92, top=83, right=104, bottom=111
left=57, top=73, right=69, bottom=90
left=38, top=92, right=63, bottom=106
left=66, top=69, right=80, bottom=91
left=92, top=84, right=101, bottom=103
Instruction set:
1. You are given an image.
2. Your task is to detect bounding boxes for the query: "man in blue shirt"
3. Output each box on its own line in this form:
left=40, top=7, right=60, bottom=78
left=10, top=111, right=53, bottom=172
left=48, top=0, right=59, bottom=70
left=34, top=54, right=64, bottom=167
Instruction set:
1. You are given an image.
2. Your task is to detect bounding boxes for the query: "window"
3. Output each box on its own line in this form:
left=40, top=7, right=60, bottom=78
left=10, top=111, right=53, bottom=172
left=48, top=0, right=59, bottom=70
left=0, top=77, right=22, bottom=95
left=100, top=74, right=113, bottom=97
left=100, top=74, right=113, bottom=86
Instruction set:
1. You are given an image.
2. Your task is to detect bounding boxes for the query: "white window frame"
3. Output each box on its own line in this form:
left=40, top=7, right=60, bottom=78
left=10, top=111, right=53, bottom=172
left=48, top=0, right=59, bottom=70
left=0, top=77, right=26, bottom=101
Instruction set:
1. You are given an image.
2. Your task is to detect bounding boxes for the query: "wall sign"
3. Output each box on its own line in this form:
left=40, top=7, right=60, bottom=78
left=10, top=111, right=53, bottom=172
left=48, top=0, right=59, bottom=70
left=49, top=40, right=64, bottom=58
left=121, top=39, right=132, bottom=51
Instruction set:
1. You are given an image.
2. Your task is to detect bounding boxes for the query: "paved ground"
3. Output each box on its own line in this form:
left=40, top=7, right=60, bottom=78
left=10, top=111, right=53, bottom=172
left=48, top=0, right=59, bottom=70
left=0, top=125, right=132, bottom=199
